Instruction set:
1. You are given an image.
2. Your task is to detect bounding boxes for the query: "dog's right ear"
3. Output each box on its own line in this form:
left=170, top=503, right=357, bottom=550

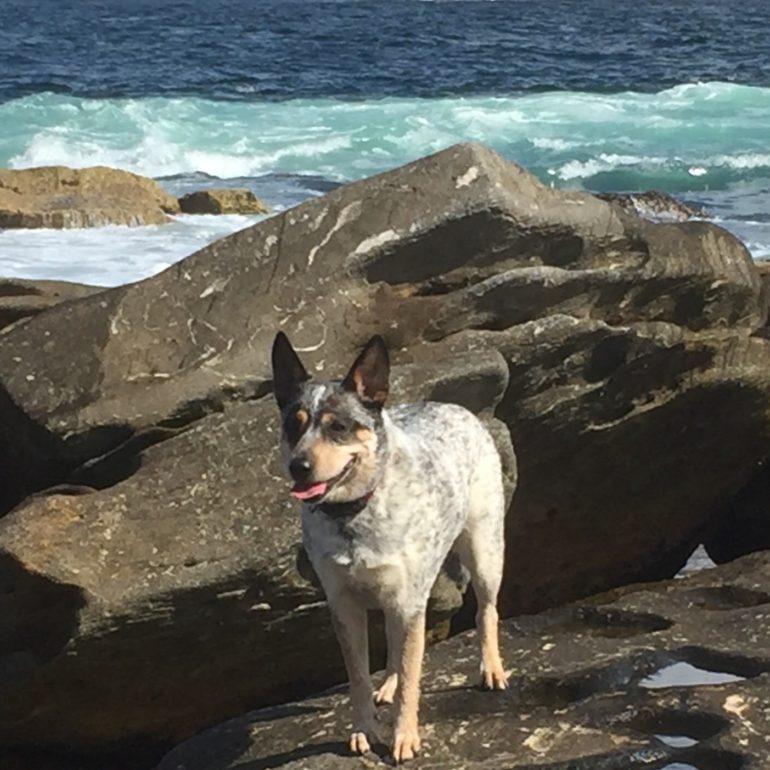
left=271, top=332, right=309, bottom=410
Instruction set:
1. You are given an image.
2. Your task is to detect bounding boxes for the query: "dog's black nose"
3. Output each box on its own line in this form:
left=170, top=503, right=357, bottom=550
left=289, top=455, right=313, bottom=482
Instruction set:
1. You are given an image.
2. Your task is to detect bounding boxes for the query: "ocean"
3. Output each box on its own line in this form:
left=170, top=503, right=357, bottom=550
left=1, top=0, right=769, bottom=286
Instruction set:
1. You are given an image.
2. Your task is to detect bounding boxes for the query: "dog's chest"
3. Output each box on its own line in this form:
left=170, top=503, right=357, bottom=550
left=302, top=505, right=443, bottom=605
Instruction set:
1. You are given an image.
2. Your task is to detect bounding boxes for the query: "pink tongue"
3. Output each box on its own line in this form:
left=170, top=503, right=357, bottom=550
left=291, top=481, right=329, bottom=501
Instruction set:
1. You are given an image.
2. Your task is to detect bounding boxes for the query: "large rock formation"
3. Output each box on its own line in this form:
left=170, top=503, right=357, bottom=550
left=0, top=277, right=103, bottom=332
left=705, top=461, right=770, bottom=563
left=1, top=143, right=769, bottom=762
left=178, top=188, right=269, bottom=215
left=157, top=550, right=770, bottom=770
left=0, top=166, right=180, bottom=228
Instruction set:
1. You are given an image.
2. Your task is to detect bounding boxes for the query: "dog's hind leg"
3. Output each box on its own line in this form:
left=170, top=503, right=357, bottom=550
left=374, top=612, right=400, bottom=705
left=456, top=476, right=509, bottom=691
left=329, top=591, right=378, bottom=754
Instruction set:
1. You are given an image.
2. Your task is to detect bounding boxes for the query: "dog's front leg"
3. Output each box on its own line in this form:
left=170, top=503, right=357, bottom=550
left=389, top=608, right=426, bottom=763
left=374, top=611, right=401, bottom=705
left=329, top=591, right=377, bottom=754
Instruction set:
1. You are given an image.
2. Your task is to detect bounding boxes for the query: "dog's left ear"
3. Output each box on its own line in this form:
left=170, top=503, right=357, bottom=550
left=271, top=332, right=310, bottom=410
left=343, top=335, right=389, bottom=409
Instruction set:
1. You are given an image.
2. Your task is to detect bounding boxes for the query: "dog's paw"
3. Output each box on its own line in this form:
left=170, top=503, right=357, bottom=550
left=374, top=673, right=398, bottom=705
left=481, top=664, right=509, bottom=691
left=349, top=731, right=372, bottom=754
left=392, top=723, right=421, bottom=763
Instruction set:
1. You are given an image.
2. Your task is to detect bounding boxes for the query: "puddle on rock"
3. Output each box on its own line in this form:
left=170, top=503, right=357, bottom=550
left=661, top=765, right=699, bottom=770
left=682, top=585, right=770, bottom=611
left=655, top=734, right=698, bottom=747
left=640, top=662, right=745, bottom=689
left=518, top=606, right=672, bottom=639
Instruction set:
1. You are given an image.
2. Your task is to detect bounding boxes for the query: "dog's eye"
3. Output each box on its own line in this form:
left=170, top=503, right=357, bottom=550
left=329, top=419, right=347, bottom=434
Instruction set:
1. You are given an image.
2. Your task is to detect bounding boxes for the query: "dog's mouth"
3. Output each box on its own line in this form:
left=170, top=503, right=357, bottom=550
left=290, top=456, right=358, bottom=502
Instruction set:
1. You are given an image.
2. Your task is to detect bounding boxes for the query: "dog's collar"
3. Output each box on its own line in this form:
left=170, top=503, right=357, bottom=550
left=315, top=490, right=375, bottom=519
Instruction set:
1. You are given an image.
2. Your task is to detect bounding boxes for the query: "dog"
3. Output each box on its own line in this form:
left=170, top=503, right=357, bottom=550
left=271, top=332, right=509, bottom=763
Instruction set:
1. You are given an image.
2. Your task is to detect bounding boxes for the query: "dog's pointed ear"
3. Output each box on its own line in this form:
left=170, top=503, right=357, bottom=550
left=271, top=332, right=309, bottom=409
left=343, top=335, right=389, bottom=408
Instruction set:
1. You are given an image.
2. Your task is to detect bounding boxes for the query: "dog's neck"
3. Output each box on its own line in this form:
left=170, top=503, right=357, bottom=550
left=315, top=489, right=375, bottom=520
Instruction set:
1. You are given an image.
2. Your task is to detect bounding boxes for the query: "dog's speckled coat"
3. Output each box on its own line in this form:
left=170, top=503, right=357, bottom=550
left=271, top=333, right=509, bottom=763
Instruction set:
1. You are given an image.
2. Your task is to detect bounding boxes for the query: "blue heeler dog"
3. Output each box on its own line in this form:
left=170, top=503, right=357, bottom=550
left=271, top=332, right=509, bottom=763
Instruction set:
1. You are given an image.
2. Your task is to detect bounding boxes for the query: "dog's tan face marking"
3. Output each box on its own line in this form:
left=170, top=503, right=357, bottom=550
left=306, top=439, right=357, bottom=483
left=284, top=407, right=311, bottom=447
left=299, top=423, right=379, bottom=503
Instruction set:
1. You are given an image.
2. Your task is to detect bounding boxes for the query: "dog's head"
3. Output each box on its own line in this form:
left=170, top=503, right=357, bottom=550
left=271, top=332, right=389, bottom=504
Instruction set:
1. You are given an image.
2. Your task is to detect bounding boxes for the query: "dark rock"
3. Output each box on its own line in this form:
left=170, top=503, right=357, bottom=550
left=597, top=190, right=709, bottom=222
left=705, top=460, right=770, bottom=563
left=178, top=189, right=270, bottom=215
left=0, top=354, right=497, bottom=758
left=0, top=277, right=104, bottom=332
left=157, top=551, right=770, bottom=770
left=1, top=143, right=770, bottom=758
left=0, top=166, right=180, bottom=228
left=0, top=382, right=70, bottom=516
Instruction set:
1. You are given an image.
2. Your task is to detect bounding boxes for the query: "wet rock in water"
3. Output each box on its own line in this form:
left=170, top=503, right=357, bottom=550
left=0, top=277, right=104, bottom=332
left=0, top=166, right=180, bottom=228
left=157, top=550, right=770, bottom=770
left=1, top=143, right=770, bottom=759
left=597, top=190, right=709, bottom=222
left=178, top=188, right=270, bottom=215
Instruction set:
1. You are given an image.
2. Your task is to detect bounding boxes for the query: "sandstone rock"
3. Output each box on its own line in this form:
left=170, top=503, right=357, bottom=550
left=157, top=550, right=770, bottom=770
left=597, top=189, right=709, bottom=221
left=705, top=461, right=770, bottom=563
left=0, top=166, right=180, bottom=228
left=0, top=382, right=70, bottom=516
left=0, top=277, right=103, bottom=332
left=1, top=143, right=770, bottom=759
left=0, top=352, right=504, bottom=760
left=178, top=188, right=269, bottom=215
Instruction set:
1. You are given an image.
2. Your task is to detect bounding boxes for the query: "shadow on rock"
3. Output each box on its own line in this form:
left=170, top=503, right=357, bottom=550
left=0, top=382, right=71, bottom=517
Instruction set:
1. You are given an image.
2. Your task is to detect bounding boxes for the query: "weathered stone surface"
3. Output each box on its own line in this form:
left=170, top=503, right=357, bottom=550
left=0, top=166, right=180, bottom=228
left=178, top=188, right=269, bottom=215
left=0, top=352, right=505, bottom=759
left=597, top=190, right=709, bottom=221
left=1, top=143, right=770, bottom=760
left=158, top=551, right=770, bottom=770
left=0, top=382, right=70, bottom=516
left=705, top=460, right=770, bottom=563
left=0, top=277, right=103, bottom=332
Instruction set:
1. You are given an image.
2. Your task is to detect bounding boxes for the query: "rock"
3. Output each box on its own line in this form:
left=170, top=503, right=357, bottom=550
left=0, top=166, right=180, bottom=228
left=597, top=190, right=709, bottom=222
left=157, top=550, right=770, bottom=770
left=1, top=143, right=770, bottom=760
left=0, top=277, right=104, bottom=332
left=0, top=354, right=499, bottom=761
left=0, top=381, right=70, bottom=516
left=705, top=460, right=770, bottom=563
left=178, top=189, right=269, bottom=215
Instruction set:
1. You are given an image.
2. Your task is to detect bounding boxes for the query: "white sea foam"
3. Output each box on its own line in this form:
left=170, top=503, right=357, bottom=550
left=2, top=84, right=770, bottom=285
left=0, top=215, right=262, bottom=286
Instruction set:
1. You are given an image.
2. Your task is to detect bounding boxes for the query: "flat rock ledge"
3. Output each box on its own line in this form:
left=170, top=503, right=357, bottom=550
left=159, top=550, right=770, bottom=770
left=0, top=166, right=180, bottom=228
left=0, top=167, right=270, bottom=228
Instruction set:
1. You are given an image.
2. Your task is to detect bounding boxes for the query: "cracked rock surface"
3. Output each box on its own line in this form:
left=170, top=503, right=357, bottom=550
left=1, top=144, right=770, bottom=762
left=157, top=551, right=770, bottom=770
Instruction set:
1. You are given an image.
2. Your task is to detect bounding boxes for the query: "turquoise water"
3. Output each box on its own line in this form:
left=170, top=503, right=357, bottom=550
left=1, top=84, right=769, bottom=285
left=2, top=84, right=769, bottom=190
